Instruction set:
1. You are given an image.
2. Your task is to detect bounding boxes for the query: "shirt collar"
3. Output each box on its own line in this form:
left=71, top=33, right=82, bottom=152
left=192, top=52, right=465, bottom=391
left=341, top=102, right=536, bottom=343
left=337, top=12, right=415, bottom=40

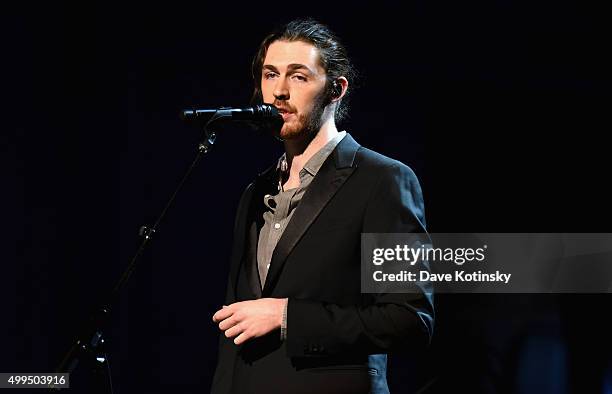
left=275, top=130, right=346, bottom=179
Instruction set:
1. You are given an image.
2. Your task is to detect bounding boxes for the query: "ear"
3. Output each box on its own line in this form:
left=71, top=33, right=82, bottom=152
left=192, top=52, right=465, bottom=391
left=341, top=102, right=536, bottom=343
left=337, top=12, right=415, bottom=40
left=331, top=77, right=349, bottom=102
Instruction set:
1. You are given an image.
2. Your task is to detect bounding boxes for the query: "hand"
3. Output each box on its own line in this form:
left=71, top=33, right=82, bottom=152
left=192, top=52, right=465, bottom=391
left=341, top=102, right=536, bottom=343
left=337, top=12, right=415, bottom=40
left=212, top=298, right=287, bottom=345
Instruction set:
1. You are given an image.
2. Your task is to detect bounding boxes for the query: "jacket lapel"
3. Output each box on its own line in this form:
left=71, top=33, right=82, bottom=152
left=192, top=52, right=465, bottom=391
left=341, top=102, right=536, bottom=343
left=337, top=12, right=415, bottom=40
left=262, top=134, right=360, bottom=296
left=240, top=163, right=278, bottom=298
left=244, top=220, right=262, bottom=298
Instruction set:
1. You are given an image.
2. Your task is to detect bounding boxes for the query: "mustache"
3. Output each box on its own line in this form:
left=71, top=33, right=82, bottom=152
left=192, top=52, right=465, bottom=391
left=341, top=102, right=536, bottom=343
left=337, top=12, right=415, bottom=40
left=272, top=102, right=296, bottom=113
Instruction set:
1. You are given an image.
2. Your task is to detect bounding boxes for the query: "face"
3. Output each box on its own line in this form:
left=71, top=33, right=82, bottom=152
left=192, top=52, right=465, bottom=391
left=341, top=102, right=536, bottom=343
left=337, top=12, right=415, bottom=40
left=261, top=40, right=329, bottom=140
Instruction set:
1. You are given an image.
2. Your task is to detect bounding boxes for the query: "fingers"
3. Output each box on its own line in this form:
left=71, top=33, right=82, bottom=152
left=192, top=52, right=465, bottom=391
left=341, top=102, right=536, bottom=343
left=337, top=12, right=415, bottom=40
left=233, top=331, right=249, bottom=345
left=218, top=315, right=238, bottom=331
left=212, top=300, right=267, bottom=346
left=214, top=303, right=244, bottom=339
left=224, top=322, right=243, bottom=339
left=212, top=305, right=233, bottom=323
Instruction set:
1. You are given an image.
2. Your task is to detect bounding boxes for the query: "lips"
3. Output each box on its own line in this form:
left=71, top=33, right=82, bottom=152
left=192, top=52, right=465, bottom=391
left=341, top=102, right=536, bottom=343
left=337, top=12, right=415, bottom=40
left=276, top=108, right=294, bottom=120
left=281, top=112, right=295, bottom=121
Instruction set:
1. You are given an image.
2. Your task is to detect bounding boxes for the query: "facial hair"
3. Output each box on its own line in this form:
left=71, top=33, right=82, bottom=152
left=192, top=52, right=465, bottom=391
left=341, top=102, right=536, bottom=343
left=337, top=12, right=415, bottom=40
left=277, top=88, right=329, bottom=142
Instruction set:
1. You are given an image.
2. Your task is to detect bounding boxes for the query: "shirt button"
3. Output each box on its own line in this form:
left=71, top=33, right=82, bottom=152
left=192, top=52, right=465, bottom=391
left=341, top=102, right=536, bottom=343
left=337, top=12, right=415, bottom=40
left=266, top=263, right=270, bottom=270
left=274, top=223, right=281, bottom=229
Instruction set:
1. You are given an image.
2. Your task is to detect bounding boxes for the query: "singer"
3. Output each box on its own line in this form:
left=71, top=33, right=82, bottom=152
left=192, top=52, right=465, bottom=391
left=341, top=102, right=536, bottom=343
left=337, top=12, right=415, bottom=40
left=211, top=19, right=434, bottom=394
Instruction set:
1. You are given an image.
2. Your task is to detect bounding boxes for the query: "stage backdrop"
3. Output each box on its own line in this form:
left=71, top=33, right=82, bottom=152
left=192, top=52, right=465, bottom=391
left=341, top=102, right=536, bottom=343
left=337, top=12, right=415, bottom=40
left=3, top=1, right=610, bottom=393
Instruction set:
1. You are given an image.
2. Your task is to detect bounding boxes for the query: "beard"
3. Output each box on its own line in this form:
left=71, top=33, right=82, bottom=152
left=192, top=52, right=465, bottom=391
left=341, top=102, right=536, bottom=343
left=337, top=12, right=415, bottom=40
left=276, top=90, right=329, bottom=141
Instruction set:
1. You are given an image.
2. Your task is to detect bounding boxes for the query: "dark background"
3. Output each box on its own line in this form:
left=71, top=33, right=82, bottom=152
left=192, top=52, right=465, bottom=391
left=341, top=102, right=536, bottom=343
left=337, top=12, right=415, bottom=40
left=3, top=1, right=611, bottom=393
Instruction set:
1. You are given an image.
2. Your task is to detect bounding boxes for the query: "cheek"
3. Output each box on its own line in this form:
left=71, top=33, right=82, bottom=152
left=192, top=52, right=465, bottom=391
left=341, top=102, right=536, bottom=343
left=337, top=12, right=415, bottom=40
left=260, top=81, right=273, bottom=100
left=296, top=93, right=317, bottom=112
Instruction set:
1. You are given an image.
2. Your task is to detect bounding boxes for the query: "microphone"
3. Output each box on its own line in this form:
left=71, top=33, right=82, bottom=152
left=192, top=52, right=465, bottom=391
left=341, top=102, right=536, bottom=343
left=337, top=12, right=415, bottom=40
left=180, top=104, right=281, bottom=124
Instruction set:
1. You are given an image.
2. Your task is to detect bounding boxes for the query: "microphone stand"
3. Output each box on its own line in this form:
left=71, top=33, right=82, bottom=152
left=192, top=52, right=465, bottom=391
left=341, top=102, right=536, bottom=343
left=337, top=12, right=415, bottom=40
left=49, top=114, right=226, bottom=393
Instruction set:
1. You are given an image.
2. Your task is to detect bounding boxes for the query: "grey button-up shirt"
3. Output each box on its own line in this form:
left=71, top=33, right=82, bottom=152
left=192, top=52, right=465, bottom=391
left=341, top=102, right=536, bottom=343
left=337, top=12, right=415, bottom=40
left=256, top=131, right=346, bottom=289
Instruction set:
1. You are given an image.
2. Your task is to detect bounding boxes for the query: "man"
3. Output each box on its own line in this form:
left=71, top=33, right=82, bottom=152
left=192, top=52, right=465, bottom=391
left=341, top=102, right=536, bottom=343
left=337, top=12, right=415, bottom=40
left=211, top=19, right=433, bottom=394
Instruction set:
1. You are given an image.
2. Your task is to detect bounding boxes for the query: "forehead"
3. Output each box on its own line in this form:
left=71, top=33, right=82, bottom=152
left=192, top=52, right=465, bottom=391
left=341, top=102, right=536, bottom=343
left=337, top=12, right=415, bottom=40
left=263, top=40, right=324, bottom=73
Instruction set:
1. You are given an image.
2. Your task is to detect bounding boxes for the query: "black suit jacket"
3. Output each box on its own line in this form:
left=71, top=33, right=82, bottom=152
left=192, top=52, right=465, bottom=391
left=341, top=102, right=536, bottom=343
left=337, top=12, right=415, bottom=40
left=211, top=134, right=434, bottom=394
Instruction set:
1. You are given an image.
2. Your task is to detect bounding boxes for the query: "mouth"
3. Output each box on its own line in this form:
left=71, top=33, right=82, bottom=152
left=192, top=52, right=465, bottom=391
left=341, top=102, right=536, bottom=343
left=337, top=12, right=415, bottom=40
left=276, top=108, right=294, bottom=121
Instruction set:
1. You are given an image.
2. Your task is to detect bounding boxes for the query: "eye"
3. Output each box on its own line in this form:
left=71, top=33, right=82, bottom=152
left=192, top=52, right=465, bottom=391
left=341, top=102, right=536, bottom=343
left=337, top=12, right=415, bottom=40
left=292, top=74, right=307, bottom=82
left=263, top=72, right=278, bottom=80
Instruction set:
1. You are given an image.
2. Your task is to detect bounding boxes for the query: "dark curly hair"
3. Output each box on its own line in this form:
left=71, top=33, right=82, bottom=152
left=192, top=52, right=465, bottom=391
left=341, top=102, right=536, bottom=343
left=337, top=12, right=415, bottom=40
left=250, top=18, right=357, bottom=124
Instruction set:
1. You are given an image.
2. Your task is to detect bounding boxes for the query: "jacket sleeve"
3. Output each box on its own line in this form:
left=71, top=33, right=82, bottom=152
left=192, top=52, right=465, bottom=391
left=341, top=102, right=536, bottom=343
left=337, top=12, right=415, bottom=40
left=285, top=162, right=434, bottom=357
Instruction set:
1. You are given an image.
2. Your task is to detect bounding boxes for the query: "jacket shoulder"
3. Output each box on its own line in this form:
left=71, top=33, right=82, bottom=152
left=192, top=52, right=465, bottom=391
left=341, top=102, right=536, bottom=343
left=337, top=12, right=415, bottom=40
left=355, top=146, right=419, bottom=180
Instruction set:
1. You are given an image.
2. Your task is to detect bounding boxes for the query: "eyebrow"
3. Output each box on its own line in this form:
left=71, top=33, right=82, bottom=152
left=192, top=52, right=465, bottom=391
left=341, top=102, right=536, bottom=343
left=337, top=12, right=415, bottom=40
left=262, top=63, right=315, bottom=75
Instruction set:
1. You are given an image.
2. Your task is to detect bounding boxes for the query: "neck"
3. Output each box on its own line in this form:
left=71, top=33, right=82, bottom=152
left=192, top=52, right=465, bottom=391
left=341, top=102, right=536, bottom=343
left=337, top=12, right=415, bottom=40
left=283, top=117, right=338, bottom=178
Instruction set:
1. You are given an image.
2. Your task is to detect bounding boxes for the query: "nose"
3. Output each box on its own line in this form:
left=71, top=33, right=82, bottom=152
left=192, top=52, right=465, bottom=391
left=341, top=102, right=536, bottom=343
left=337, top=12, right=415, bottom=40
left=273, top=78, right=289, bottom=101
